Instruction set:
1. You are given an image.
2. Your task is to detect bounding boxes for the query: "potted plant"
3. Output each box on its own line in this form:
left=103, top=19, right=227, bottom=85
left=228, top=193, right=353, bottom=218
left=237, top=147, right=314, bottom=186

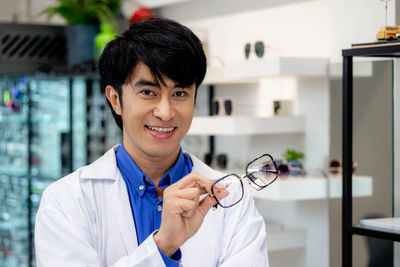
left=282, top=149, right=305, bottom=176
left=43, top=0, right=120, bottom=71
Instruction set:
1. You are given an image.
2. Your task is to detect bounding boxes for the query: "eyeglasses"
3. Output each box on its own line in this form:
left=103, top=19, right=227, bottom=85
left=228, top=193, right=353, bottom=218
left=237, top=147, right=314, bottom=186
left=211, top=97, right=234, bottom=116
left=211, top=154, right=279, bottom=208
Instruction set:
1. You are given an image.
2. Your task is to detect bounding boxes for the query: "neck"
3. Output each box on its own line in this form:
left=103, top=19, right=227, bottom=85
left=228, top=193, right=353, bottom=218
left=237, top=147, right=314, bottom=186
left=122, top=144, right=180, bottom=186
left=134, top=153, right=179, bottom=185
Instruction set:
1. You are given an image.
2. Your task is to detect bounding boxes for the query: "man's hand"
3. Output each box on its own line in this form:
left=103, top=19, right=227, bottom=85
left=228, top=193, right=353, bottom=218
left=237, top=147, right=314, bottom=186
left=153, top=172, right=217, bottom=257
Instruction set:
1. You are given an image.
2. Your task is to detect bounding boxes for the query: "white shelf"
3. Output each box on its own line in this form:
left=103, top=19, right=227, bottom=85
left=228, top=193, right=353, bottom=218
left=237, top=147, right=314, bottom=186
left=267, top=227, right=306, bottom=252
left=225, top=57, right=328, bottom=80
left=360, top=217, right=400, bottom=232
left=188, top=116, right=305, bottom=136
left=203, top=65, right=258, bottom=85
left=132, top=0, right=195, bottom=8
left=250, top=175, right=373, bottom=201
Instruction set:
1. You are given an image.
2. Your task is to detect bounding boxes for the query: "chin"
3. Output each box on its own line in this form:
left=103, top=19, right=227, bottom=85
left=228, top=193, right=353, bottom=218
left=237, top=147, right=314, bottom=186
left=144, top=145, right=180, bottom=158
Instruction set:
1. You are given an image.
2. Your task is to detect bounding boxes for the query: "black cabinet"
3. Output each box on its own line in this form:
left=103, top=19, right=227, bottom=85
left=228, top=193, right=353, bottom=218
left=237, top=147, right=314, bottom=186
left=342, top=44, right=400, bottom=267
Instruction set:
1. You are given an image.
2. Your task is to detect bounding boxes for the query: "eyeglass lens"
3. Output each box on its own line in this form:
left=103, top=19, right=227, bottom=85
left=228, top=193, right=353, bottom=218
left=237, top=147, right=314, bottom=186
left=246, top=155, right=278, bottom=189
left=254, top=41, right=265, bottom=58
left=244, top=43, right=251, bottom=59
left=224, top=100, right=233, bottom=115
left=211, top=99, right=220, bottom=116
left=212, top=174, right=244, bottom=208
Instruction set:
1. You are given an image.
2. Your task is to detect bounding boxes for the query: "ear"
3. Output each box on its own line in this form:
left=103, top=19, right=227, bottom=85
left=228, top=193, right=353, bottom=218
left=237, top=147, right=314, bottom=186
left=105, top=85, right=122, bottom=115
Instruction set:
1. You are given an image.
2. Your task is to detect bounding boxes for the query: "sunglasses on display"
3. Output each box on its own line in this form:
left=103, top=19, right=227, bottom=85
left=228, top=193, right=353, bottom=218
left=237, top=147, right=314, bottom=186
left=329, top=159, right=357, bottom=175
left=274, top=159, right=305, bottom=177
left=204, top=153, right=228, bottom=169
left=211, top=97, right=234, bottom=116
left=245, top=41, right=265, bottom=59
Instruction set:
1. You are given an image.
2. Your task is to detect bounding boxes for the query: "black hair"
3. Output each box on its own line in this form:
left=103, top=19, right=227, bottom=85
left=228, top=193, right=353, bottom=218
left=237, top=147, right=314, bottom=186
left=99, top=17, right=207, bottom=130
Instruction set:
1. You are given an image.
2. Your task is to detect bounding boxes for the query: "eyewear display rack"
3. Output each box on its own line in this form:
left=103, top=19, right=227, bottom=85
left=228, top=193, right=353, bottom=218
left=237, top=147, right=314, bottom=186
left=342, top=43, right=400, bottom=267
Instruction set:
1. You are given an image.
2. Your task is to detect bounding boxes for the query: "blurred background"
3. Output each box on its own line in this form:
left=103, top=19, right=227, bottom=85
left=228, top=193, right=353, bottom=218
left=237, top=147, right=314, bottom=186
left=0, top=0, right=398, bottom=266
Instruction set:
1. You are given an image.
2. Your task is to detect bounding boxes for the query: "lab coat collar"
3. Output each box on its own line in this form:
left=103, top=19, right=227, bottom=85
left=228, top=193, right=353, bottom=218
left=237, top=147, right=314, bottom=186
left=80, top=144, right=121, bottom=180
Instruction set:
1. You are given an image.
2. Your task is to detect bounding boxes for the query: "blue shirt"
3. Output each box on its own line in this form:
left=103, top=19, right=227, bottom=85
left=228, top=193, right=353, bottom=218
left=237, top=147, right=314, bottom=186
left=116, top=145, right=193, bottom=266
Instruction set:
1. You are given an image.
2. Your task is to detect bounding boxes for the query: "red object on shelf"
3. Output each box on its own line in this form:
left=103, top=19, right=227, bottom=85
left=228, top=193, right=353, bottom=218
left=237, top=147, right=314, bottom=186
left=31, top=157, right=42, bottom=165
left=130, top=7, right=154, bottom=24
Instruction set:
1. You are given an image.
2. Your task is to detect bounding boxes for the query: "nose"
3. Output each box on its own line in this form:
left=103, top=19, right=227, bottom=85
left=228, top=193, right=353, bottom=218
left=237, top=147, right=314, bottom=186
left=153, top=96, right=175, bottom=121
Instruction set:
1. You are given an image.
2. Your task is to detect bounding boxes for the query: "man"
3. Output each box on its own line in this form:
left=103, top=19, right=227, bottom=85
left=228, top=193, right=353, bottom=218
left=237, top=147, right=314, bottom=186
left=35, top=18, right=268, bottom=267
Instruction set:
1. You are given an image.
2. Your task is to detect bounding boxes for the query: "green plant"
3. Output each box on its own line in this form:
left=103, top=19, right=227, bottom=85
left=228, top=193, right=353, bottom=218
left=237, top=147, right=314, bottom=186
left=282, top=149, right=304, bottom=161
left=43, top=0, right=120, bottom=25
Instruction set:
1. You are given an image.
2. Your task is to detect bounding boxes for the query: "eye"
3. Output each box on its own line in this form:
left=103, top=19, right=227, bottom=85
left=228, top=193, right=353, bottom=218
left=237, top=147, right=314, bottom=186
left=140, top=90, right=156, bottom=97
left=174, top=90, right=188, bottom=97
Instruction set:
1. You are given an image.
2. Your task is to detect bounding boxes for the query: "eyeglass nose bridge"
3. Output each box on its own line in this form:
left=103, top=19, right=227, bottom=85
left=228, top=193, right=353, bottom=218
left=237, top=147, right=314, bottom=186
left=245, top=171, right=279, bottom=191
left=244, top=173, right=265, bottom=191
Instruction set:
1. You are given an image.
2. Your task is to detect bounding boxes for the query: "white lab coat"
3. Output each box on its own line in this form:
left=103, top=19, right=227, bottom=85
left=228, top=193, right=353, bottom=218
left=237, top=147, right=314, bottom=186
left=35, top=145, right=268, bottom=267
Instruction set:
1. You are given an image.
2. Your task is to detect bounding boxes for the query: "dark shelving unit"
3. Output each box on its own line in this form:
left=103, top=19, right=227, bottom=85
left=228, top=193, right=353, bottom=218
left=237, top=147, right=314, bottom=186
left=342, top=43, right=400, bottom=267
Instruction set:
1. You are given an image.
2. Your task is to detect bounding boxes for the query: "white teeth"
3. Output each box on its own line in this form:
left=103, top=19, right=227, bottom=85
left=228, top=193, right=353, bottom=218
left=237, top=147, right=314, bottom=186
left=147, top=126, right=175, bottom=133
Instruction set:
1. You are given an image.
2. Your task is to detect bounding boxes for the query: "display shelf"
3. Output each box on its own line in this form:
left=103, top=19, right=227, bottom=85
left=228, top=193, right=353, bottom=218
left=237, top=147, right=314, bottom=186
left=224, top=57, right=328, bottom=80
left=250, top=175, right=372, bottom=201
left=188, top=116, right=305, bottom=136
left=129, top=0, right=194, bottom=8
left=203, top=65, right=258, bottom=85
left=267, top=227, right=306, bottom=252
left=350, top=225, right=400, bottom=242
left=359, top=217, right=400, bottom=232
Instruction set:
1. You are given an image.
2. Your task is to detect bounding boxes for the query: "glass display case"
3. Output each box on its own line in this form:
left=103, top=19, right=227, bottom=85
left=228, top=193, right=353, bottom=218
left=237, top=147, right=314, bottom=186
left=0, top=75, right=121, bottom=267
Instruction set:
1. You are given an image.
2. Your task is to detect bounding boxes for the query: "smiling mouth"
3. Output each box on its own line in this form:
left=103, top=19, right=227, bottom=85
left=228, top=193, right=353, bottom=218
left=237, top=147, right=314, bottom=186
left=146, top=125, right=176, bottom=133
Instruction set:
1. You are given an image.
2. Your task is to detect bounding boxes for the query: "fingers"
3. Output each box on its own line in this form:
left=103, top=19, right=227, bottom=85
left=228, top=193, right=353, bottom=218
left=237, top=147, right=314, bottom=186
left=197, top=194, right=218, bottom=216
left=162, top=172, right=219, bottom=218
left=175, top=187, right=201, bottom=201
left=175, top=172, right=214, bottom=195
left=174, top=193, right=217, bottom=218
left=176, top=199, right=198, bottom=218
left=212, top=183, right=230, bottom=201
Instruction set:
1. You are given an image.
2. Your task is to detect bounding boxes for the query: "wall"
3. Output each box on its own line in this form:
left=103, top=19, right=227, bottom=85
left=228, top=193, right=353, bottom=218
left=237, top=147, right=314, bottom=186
left=328, top=0, right=396, bottom=62
left=0, top=0, right=62, bottom=24
left=160, top=0, right=332, bottom=62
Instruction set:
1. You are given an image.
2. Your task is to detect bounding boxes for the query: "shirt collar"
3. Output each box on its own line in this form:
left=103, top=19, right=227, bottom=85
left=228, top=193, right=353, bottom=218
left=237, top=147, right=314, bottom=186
left=158, top=148, right=186, bottom=189
left=116, top=144, right=188, bottom=196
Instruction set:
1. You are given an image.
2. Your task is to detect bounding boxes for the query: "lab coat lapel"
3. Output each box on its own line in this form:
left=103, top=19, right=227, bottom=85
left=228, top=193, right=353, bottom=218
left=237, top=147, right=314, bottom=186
left=107, top=169, right=138, bottom=254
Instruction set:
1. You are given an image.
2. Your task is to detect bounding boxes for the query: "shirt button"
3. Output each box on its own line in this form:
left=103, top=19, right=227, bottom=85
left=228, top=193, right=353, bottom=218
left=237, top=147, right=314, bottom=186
left=157, top=205, right=162, bottom=212
left=139, top=185, right=144, bottom=190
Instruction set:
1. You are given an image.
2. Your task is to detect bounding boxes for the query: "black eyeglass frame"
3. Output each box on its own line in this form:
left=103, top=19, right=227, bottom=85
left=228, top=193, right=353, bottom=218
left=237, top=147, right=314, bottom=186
left=211, top=153, right=279, bottom=208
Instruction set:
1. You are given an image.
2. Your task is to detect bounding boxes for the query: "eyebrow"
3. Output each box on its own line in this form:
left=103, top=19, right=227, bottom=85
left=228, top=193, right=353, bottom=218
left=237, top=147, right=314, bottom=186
left=133, top=79, right=158, bottom=88
left=132, top=78, right=193, bottom=90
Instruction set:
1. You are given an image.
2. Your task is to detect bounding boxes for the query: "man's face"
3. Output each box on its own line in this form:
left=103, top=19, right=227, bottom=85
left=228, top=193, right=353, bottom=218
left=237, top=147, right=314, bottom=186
left=109, top=61, right=196, bottom=161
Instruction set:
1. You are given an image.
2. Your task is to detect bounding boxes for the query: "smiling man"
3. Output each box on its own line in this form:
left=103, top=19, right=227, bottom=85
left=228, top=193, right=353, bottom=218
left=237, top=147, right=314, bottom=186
left=35, top=18, right=268, bottom=267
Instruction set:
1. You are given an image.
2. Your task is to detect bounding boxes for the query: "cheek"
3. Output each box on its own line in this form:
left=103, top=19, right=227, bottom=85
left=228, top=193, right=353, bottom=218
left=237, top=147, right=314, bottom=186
left=181, top=103, right=195, bottom=124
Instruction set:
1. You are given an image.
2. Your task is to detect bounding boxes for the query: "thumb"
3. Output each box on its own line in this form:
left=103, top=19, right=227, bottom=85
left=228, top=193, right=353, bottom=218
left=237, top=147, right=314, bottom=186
left=197, top=195, right=217, bottom=216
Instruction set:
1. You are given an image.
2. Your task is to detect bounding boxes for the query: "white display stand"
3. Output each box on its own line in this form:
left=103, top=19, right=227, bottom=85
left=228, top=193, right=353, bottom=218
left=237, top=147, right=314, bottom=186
left=250, top=175, right=373, bottom=201
left=188, top=116, right=305, bottom=136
